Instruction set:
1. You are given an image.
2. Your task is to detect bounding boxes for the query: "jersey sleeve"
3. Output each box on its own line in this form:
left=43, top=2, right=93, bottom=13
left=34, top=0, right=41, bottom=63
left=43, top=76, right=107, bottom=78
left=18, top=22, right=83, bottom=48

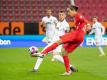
left=54, top=17, right=58, bottom=23
left=89, top=27, right=95, bottom=35
left=41, top=17, right=46, bottom=27
left=78, top=15, right=89, bottom=30
left=41, top=17, right=45, bottom=23
left=79, top=15, right=88, bottom=24
left=99, top=23, right=105, bottom=35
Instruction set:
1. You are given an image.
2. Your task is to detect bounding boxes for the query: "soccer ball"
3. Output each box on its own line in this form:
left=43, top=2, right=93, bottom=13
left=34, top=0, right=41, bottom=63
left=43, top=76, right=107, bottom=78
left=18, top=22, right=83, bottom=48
left=28, top=46, right=40, bottom=57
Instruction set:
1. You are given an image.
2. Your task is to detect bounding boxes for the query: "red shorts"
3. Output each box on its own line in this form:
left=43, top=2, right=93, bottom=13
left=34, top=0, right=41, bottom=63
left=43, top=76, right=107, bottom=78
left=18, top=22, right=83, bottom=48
left=60, top=30, right=84, bottom=53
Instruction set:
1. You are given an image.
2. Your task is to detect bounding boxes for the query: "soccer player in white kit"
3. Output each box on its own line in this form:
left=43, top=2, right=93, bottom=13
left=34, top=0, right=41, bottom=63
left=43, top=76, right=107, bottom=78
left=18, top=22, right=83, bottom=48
left=89, top=16, right=105, bottom=56
left=41, top=9, right=58, bottom=43
left=51, top=10, right=70, bottom=61
left=33, top=10, right=77, bottom=72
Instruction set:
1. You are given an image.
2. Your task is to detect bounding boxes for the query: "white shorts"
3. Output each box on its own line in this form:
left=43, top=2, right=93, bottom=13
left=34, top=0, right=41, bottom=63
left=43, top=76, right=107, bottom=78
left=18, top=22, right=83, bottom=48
left=52, top=45, right=62, bottom=53
left=46, top=32, right=55, bottom=43
left=95, top=36, right=102, bottom=46
left=52, top=35, right=62, bottom=53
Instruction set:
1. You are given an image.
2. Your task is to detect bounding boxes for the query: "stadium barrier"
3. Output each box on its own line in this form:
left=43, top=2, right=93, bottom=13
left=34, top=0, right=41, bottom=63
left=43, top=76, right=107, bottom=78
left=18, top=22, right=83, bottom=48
left=0, top=22, right=107, bottom=35
left=0, top=35, right=107, bottom=48
left=0, top=22, right=39, bottom=35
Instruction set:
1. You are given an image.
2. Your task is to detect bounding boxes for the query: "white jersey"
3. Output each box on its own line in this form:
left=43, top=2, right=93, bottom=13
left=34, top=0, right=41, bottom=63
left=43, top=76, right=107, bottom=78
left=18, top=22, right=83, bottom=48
left=89, top=22, right=105, bottom=36
left=42, top=16, right=58, bottom=43
left=52, top=19, right=70, bottom=53
left=53, top=19, right=70, bottom=42
left=89, top=22, right=105, bottom=44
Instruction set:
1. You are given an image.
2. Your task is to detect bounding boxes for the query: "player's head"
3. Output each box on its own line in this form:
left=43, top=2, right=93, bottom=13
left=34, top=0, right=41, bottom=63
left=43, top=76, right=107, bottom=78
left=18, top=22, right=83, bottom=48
left=67, top=5, right=78, bottom=17
left=46, top=9, right=52, bottom=17
left=92, top=16, right=98, bottom=23
left=58, top=10, right=66, bottom=21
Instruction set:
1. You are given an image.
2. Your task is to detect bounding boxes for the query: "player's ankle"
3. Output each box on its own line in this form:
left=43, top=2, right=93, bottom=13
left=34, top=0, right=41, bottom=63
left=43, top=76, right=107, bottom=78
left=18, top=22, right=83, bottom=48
left=39, top=53, right=45, bottom=58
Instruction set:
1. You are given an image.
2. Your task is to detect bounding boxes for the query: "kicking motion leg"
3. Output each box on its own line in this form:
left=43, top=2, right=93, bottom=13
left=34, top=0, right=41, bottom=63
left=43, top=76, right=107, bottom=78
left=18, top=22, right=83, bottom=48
left=40, top=40, right=62, bottom=56
left=33, top=40, right=62, bottom=71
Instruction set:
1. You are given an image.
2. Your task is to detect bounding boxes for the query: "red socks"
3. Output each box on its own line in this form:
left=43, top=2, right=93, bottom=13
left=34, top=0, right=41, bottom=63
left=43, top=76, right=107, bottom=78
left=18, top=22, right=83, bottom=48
left=63, top=56, right=70, bottom=72
left=41, top=42, right=59, bottom=55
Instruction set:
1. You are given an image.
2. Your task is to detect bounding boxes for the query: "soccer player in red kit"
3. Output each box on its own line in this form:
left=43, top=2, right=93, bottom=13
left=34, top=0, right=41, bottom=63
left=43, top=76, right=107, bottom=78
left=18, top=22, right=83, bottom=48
left=37, top=5, right=88, bottom=75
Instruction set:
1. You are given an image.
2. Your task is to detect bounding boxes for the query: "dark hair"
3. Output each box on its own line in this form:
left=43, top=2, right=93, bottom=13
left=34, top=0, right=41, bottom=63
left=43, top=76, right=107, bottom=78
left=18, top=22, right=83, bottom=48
left=59, top=10, right=66, bottom=15
left=70, top=27, right=76, bottom=31
left=92, top=16, right=98, bottom=19
left=69, top=5, right=78, bottom=11
left=91, top=16, right=99, bottom=21
left=59, top=9, right=65, bottom=13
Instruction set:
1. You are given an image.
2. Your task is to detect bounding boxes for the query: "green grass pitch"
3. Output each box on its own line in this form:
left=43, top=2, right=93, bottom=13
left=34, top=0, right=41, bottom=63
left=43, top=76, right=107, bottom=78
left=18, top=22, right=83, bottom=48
left=0, top=47, right=107, bottom=80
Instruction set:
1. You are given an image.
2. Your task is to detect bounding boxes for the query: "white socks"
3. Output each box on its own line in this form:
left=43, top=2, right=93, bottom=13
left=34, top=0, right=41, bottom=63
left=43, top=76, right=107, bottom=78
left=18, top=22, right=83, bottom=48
left=34, top=54, right=73, bottom=70
left=34, top=57, right=43, bottom=70
left=52, top=55, right=72, bottom=67
left=98, top=47, right=105, bottom=55
left=52, top=55, right=63, bottom=62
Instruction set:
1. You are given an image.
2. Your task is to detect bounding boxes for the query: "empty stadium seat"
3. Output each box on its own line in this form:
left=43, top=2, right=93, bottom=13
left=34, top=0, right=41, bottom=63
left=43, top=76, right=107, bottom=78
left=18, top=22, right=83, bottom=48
left=0, top=0, right=107, bottom=21
left=75, top=0, right=107, bottom=21
left=0, top=0, right=71, bottom=22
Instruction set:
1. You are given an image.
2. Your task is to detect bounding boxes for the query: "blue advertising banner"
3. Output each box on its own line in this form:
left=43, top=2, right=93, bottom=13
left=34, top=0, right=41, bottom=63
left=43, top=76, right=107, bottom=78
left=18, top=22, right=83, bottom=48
left=82, top=35, right=107, bottom=47
left=0, top=35, right=107, bottom=48
left=0, top=35, right=46, bottom=48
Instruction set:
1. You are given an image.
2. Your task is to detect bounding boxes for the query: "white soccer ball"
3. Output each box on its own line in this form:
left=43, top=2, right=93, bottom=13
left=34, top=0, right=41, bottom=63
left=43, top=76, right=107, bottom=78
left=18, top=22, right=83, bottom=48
left=28, top=46, right=40, bottom=56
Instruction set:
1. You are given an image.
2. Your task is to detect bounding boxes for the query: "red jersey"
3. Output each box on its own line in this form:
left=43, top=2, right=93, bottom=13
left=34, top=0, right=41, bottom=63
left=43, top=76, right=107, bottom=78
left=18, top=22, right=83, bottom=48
left=60, top=13, right=88, bottom=53
left=75, top=13, right=88, bottom=31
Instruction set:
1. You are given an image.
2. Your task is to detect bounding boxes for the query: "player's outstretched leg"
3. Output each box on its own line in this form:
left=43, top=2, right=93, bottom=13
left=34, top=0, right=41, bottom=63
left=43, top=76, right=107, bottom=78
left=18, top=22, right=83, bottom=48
left=39, top=40, right=62, bottom=57
left=32, top=40, right=61, bottom=71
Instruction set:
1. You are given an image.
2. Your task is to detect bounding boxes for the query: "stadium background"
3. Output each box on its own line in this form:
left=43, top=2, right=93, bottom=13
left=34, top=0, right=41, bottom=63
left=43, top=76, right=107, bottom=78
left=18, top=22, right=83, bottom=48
left=0, top=0, right=107, bottom=35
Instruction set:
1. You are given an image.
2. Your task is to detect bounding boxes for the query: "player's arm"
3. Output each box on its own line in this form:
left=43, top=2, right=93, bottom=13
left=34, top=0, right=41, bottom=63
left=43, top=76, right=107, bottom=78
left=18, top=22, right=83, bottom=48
left=40, top=17, right=46, bottom=28
left=100, top=24, right=105, bottom=35
left=54, top=17, right=58, bottom=28
left=79, top=15, right=89, bottom=33
left=89, top=27, right=94, bottom=35
left=40, top=21, right=46, bottom=28
left=79, top=15, right=95, bottom=34
left=89, top=23, right=97, bottom=35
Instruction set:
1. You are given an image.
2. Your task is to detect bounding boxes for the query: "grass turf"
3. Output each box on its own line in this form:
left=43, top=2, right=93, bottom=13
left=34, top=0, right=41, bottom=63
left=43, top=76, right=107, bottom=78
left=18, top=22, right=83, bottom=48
left=0, top=47, right=107, bottom=80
